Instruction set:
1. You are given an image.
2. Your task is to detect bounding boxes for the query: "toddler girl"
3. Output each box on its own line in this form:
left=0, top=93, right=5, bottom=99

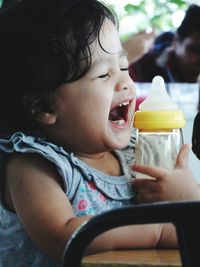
left=0, top=0, right=177, bottom=266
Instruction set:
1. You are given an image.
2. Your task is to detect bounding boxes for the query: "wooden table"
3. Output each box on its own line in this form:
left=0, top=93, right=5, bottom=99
left=82, top=249, right=181, bottom=267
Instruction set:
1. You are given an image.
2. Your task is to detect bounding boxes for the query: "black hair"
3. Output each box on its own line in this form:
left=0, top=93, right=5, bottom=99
left=177, top=4, right=200, bottom=41
left=0, top=0, right=117, bottom=135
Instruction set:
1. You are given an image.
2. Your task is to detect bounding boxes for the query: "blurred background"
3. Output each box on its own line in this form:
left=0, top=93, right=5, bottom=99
left=106, top=0, right=200, bottom=40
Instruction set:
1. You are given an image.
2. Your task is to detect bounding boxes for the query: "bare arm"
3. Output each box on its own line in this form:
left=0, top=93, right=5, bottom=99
left=122, top=30, right=155, bottom=64
left=5, top=153, right=177, bottom=263
left=132, top=144, right=200, bottom=203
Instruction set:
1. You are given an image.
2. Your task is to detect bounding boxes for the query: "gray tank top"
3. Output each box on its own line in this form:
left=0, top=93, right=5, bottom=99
left=0, top=132, right=136, bottom=266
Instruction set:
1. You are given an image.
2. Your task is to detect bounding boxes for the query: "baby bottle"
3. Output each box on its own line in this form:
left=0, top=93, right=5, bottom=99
left=133, top=75, right=186, bottom=178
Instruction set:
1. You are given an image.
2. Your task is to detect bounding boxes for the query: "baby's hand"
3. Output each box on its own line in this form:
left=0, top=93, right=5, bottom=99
left=132, top=144, right=200, bottom=203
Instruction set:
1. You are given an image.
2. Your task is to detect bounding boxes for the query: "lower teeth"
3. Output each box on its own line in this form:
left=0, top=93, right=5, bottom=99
left=112, top=119, right=125, bottom=125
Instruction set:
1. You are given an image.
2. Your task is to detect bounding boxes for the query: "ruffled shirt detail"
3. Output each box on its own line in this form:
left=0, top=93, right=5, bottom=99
left=73, top=152, right=134, bottom=200
left=0, top=132, right=136, bottom=202
left=0, top=131, right=136, bottom=267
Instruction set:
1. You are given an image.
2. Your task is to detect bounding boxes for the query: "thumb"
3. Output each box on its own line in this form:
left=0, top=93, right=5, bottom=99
left=175, top=144, right=191, bottom=169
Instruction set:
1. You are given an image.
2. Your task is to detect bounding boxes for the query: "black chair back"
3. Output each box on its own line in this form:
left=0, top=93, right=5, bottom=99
left=62, top=201, right=200, bottom=267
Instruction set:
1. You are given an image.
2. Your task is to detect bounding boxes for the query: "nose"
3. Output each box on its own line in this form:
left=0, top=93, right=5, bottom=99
left=115, top=74, right=134, bottom=92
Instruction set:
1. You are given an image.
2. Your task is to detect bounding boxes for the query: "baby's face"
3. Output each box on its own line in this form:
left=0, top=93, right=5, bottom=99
left=51, top=18, right=136, bottom=155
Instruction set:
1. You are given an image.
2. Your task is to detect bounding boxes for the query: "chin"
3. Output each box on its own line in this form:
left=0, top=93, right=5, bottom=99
left=106, top=122, right=132, bottom=149
left=111, top=134, right=131, bottom=150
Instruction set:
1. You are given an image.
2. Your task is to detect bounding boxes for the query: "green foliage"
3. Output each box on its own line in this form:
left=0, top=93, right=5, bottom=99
left=109, top=0, right=192, bottom=38
left=124, top=1, right=187, bottom=30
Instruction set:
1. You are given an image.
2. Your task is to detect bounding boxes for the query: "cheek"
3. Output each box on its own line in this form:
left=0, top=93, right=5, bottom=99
left=88, top=87, right=113, bottom=110
left=74, top=93, right=111, bottom=124
left=88, top=98, right=111, bottom=123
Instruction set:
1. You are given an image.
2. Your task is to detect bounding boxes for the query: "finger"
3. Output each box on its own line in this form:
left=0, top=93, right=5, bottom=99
left=175, top=144, right=191, bottom=169
left=132, top=163, right=168, bottom=181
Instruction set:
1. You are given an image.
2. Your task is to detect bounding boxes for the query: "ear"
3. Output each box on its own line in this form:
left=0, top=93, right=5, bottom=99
left=35, top=112, right=57, bottom=125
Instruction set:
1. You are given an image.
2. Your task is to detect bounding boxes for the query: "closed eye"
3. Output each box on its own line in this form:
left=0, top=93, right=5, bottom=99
left=98, top=73, right=109, bottom=78
left=97, top=67, right=128, bottom=79
left=121, top=67, right=129, bottom=71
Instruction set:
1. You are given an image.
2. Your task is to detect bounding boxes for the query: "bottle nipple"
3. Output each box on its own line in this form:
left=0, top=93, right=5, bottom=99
left=139, top=75, right=178, bottom=110
left=134, top=75, right=186, bottom=129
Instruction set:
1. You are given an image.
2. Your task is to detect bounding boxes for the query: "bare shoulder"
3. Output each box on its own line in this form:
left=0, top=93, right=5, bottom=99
left=6, top=152, right=63, bottom=190
left=7, top=152, right=60, bottom=178
left=5, top=152, right=68, bottom=214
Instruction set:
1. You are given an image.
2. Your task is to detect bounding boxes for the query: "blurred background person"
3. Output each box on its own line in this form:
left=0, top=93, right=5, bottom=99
left=129, top=4, right=200, bottom=83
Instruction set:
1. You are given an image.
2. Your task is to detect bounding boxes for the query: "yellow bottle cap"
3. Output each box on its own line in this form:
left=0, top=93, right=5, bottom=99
left=133, top=109, right=186, bottom=129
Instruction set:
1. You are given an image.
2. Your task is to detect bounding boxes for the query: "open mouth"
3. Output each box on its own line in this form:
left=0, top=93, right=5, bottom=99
left=108, top=100, right=131, bottom=126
